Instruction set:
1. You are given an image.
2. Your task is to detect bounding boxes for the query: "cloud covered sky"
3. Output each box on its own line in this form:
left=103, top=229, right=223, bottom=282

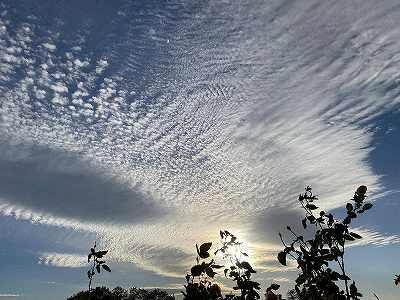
left=1, top=0, right=400, bottom=298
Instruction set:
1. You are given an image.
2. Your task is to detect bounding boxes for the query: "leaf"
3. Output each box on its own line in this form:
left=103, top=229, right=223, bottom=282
left=205, top=266, right=217, bottom=278
left=337, top=273, right=351, bottom=281
left=268, top=284, right=280, bottom=291
left=87, top=270, right=91, bottom=279
left=199, top=242, right=212, bottom=252
left=191, top=265, right=204, bottom=277
left=344, top=234, right=355, bottom=241
left=305, top=204, right=318, bottom=210
left=348, top=211, right=357, bottom=218
left=346, top=203, right=353, bottom=212
left=96, top=264, right=101, bottom=273
left=198, top=251, right=210, bottom=259
left=91, top=248, right=95, bottom=254
left=102, top=264, right=111, bottom=272
left=302, top=217, right=307, bottom=229
left=210, top=264, right=224, bottom=269
left=95, top=250, right=108, bottom=258
left=198, top=242, right=212, bottom=258
left=240, top=261, right=256, bottom=273
left=363, top=203, right=373, bottom=210
left=349, top=232, right=362, bottom=239
left=277, top=251, right=287, bottom=266
left=220, top=230, right=224, bottom=239
left=88, top=254, right=92, bottom=263
left=356, top=185, right=367, bottom=196
left=350, top=281, right=358, bottom=295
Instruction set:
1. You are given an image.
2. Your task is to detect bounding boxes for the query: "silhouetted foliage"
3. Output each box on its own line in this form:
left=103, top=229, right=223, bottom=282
left=87, top=242, right=111, bottom=296
left=182, top=242, right=223, bottom=300
left=278, top=186, right=371, bottom=299
left=215, top=231, right=261, bottom=300
left=264, top=284, right=282, bottom=300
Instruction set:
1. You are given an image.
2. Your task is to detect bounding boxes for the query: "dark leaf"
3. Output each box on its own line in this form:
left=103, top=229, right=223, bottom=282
left=302, top=218, right=307, bottom=229
left=305, top=204, right=318, bottom=210
left=198, top=243, right=212, bottom=258
left=356, top=185, right=367, bottom=196
left=240, top=261, right=256, bottom=273
left=307, top=215, right=315, bottom=222
left=87, top=270, right=91, bottom=279
left=348, top=211, right=357, bottom=218
left=191, top=265, right=204, bottom=277
left=96, top=264, right=100, bottom=273
left=91, top=248, right=95, bottom=254
left=88, top=254, right=92, bottom=263
left=198, top=251, right=210, bottom=259
left=95, top=250, right=108, bottom=258
left=349, top=232, right=362, bottom=239
left=344, top=234, right=355, bottom=241
left=343, top=216, right=351, bottom=225
left=346, top=203, right=353, bottom=212
left=268, top=284, right=280, bottom=291
left=205, top=266, right=217, bottom=278
left=102, top=264, right=111, bottom=272
left=337, top=273, right=351, bottom=281
left=199, top=242, right=212, bottom=252
left=363, top=203, right=373, bottom=210
left=277, top=251, right=287, bottom=266
left=210, top=264, right=224, bottom=269
left=350, top=281, right=358, bottom=295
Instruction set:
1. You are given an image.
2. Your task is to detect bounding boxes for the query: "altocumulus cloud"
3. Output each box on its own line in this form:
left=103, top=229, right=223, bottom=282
left=0, top=0, right=400, bottom=277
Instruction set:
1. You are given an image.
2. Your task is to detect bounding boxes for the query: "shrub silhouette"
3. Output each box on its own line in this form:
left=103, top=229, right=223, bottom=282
left=182, top=242, right=224, bottom=300
left=278, top=186, right=372, bottom=299
left=87, top=242, right=111, bottom=296
left=215, top=230, right=261, bottom=300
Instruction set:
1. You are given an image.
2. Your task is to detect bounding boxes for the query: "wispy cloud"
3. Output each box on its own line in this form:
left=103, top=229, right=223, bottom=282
left=38, top=253, right=87, bottom=268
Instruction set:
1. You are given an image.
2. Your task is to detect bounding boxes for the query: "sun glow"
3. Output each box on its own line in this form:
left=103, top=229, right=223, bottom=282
left=215, top=230, right=253, bottom=265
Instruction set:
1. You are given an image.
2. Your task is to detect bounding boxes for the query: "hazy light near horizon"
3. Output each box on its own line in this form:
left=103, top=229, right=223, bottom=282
left=0, top=0, right=400, bottom=278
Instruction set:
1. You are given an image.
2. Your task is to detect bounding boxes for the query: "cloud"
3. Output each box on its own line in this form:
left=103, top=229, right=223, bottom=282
left=42, top=43, right=56, bottom=51
left=38, top=252, right=87, bottom=268
left=0, top=0, right=400, bottom=281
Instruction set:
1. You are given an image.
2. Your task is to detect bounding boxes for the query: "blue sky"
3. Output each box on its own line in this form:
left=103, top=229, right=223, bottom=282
left=0, top=0, right=400, bottom=299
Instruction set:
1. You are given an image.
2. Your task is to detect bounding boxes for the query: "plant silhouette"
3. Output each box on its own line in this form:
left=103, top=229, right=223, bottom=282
left=215, top=230, right=261, bottom=300
left=182, top=242, right=224, bottom=300
left=278, top=186, right=372, bottom=299
left=87, top=242, right=111, bottom=295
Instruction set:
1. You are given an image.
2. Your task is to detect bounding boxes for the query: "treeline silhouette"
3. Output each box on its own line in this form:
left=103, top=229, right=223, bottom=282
left=67, top=286, right=174, bottom=300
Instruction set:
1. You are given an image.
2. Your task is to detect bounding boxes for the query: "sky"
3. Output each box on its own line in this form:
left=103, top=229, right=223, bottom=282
left=0, top=0, right=400, bottom=299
